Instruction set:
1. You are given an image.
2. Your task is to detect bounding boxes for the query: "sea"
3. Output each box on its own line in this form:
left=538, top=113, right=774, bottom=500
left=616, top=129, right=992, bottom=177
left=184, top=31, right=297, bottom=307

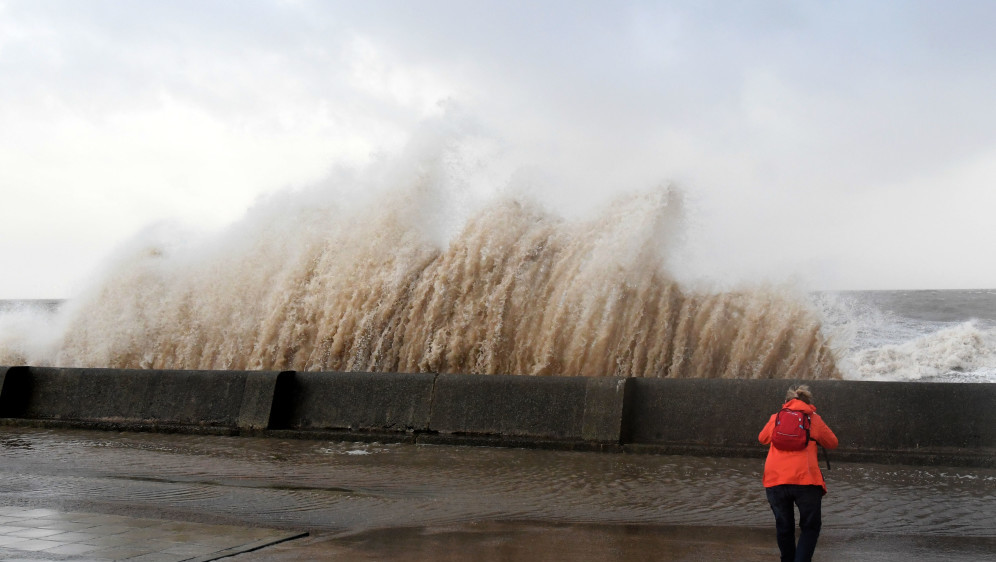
left=2, top=289, right=994, bottom=383
left=815, top=289, right=996, bottom=383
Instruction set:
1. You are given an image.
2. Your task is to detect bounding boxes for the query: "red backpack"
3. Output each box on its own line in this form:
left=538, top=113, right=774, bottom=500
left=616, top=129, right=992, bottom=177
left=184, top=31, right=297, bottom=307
left=772, top=408, right=811, bottom=451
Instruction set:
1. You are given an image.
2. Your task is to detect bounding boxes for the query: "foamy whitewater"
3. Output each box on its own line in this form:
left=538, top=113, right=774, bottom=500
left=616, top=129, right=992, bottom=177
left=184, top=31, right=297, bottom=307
left=816, top=290, right=996, bottom=383
left=0, top=138, right=991, bottom=382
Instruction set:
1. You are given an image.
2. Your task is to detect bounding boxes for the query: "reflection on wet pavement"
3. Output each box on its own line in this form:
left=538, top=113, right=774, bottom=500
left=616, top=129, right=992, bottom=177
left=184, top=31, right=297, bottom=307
left=0, top=426, right=992, bottom=539
left=231, top=522, right=996, bottom=562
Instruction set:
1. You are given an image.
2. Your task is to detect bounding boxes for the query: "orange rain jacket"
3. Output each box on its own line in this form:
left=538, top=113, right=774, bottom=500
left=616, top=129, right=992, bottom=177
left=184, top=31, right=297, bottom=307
left=758, top=398, right=839, bottom=494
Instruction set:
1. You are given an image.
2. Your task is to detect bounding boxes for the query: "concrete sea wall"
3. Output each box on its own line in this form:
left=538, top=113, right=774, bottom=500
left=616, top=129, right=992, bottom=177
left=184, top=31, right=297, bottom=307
left=0, top=366, right=992, bottom=467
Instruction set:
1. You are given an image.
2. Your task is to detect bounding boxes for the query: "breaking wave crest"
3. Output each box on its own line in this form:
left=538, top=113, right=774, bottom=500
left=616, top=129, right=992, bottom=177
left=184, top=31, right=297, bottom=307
left=1, top=151, right=838, bottom=379
left=842, top=321, right=996, bottom=382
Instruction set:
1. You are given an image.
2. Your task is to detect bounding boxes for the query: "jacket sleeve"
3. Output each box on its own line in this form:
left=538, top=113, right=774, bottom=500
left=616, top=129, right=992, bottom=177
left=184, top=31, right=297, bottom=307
left=811, top=413, right=839, bottom=450
left=758, top=414, right=776, bottom=445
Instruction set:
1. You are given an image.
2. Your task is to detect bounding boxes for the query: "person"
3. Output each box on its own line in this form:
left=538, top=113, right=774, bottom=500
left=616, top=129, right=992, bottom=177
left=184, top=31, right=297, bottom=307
left=758, top=385, right=838, bottom=562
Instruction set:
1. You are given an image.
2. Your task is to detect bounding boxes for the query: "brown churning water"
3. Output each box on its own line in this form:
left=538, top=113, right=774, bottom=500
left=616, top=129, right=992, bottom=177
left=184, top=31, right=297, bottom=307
left=35, top=180, right=838, bottom=379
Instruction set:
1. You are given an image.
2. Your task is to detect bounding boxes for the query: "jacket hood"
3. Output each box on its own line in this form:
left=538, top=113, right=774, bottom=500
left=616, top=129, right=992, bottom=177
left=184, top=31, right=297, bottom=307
left=782, top=398, right=816, bottom=414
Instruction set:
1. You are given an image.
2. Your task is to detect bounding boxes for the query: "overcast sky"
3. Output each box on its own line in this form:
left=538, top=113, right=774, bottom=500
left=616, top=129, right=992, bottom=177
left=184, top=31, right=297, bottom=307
left=2, top=0, right=995, bottom=298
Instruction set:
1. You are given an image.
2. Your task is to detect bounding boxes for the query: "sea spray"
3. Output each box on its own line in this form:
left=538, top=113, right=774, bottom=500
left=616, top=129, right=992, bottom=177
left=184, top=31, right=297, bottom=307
left=15, top=180, right=837, bottom=378
left=0, top=127, right=839, bottom=378
left=0, top=301, right=64, bottom=366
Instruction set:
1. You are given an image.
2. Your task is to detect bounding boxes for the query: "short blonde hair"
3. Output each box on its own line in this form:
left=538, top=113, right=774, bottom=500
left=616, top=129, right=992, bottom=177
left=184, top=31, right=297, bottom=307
left=786, top=385, right=813, bottom=404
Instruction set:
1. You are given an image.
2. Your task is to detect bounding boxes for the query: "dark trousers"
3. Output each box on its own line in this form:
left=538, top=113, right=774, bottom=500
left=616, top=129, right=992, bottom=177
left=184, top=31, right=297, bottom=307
left=765, top=484, right=823, bottom=562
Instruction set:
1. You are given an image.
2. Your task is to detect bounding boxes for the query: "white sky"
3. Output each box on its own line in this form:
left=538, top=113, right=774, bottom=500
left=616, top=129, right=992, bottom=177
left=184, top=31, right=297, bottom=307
left=2, top=0, right=995, bottom=298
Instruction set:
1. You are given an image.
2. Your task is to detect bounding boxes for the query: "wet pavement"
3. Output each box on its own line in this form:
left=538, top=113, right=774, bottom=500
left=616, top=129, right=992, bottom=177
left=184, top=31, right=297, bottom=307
left=0, top=506, right=303, bottom=561
left=0, top=427, right=993, bottom=560
left=230, top=522, right=996, bottom=562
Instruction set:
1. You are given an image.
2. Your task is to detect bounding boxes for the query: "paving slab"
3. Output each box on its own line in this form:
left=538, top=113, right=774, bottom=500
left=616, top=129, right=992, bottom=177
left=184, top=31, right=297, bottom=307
left=0, top=507, right=306, bottom=561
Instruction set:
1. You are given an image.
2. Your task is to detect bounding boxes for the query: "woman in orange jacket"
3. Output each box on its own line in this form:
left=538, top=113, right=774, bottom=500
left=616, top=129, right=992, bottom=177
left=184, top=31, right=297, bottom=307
left=758, top=385, right=838, bottom=562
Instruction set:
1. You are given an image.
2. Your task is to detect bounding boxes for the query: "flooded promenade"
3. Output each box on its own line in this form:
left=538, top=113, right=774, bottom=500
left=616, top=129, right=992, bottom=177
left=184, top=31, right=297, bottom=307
left=0, top=426, right=993, bottom=560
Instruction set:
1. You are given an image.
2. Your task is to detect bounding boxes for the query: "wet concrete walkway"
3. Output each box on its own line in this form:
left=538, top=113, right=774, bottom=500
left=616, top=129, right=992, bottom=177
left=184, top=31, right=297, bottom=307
left=0, top=427, right=993, bottom=560
left=0, top=506, right=304, bottom=561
